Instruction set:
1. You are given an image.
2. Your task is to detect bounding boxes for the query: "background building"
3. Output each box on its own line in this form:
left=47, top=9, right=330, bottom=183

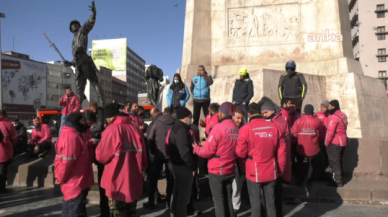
left=46, top=61, right=74, bottom=109
left=112, top=77, right=127, bottom=105
left=349, top=1, right=388, bottom=79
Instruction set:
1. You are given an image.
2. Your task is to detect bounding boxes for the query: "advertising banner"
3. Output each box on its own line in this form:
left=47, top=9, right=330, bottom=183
left=91, top=38, right=127, bottom=72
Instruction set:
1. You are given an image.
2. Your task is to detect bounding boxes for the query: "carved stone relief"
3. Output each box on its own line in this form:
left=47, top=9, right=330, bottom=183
left=227, top=4, right=300, bottom=46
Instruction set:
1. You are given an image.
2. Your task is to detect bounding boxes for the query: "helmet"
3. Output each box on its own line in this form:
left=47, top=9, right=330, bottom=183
left=69, top=20, right=81, bottom=32
left=239, top=67, right=248, bottom=76
left=285, top=60, right=296, bottom=70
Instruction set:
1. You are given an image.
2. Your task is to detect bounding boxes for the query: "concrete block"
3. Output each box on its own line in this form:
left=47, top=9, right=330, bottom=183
left=361, top=181, right=388, bottom=201
left=315, top=180, right=371, bottom=201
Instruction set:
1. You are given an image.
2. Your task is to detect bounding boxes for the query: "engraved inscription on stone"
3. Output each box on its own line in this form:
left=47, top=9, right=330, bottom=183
left=227, top=4, right=300, bottom=45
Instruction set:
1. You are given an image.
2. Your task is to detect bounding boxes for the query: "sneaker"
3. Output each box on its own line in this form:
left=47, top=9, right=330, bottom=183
left=143, top=202, right=155, bottom=210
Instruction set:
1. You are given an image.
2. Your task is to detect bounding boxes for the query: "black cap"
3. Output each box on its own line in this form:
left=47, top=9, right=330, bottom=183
left=329, top=100, right=340, bottom=110
left=175, top=107, right=192, bottom=119
left=105, top=103, right=120, bottom=118
left=304, top=104, right=314, bottom=115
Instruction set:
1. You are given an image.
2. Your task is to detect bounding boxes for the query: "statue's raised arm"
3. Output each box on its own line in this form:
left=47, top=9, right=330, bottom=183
left=82, top=0, right=97, bottom=34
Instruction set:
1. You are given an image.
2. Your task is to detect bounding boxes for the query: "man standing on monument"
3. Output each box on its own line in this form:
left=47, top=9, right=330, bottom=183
left=232, top=67, right=254, bottom=123
left=58, top=87, right=80, bottom=136
left=278, top=61, right=307, bottom=112
left=190, top=65, right=214, bottom=127
left=63, top=0, right=106, bottom=108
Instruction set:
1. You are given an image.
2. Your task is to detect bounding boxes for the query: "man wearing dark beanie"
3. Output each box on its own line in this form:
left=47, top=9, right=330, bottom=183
left=291, top=105, right=325, bottom=187
left=95, top=103, right=147, bottom=216
left=325, top=99, right=348, bottom=187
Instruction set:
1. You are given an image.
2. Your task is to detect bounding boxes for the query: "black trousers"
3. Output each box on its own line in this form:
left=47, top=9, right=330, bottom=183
left=327, top=144, right=345, bottom=183
left=148, top=157, right=174, bottom=206
left=247, top=180, right=276, bottom=217
left=296, top=153, right=321, bottom=185
left=274, top=179, right=283, bottom=217
left=318, top=140, right=329, bottom=179
left=193, top=101, right=210, bottom=127
left=291, top=143, right=298, bottom=180
left=96, top=162, right=110, bottom=216
left=197, top=157, right=208, bottom=176
left=61, top=188, right=89, bottom=217
left=28, top=142, right=51, bottom=157
left=0, top=160, right=11, bottom=193
left=209, top=173, right=235, bottom=217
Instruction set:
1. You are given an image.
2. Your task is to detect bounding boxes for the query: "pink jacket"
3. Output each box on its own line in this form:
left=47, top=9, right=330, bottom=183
left=82, top=129, right=95, bottom=164
left=291, top=115, right=324, bottom=156
left=325, top=110, right=348, bottom=147
left=54, top=126, right=94, bottom=201
left=127, top=113, right=143, bottom=129
left=280, top=108, right=291, bottom=129
left=315, top=111, right=328, bottom=141
left=30, top=124, right=52, bottom=145
left=200, top=113, right=219, bottom=136
left=272, top=114, right=292, bottom=182
left=0, top=117, right=18, bottom=163
left=289, top=110, right=301, bottom=144
left=194, top=119, right=239, bottom=176
left=236, top=117, right=286, bottom=183
left=96, top=116, right=147, bottom=203
left=59, top=93, right=81, bottom=116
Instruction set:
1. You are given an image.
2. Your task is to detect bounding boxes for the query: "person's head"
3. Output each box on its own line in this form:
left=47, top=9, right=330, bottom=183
left=281, top=98, right=294, bottom=110
left=90, top=101, right=98, bottom=112
left=328, top=100, right=340, bottom=115
left=69, top=20, right=81, bottom=33
left=209, top=103, right=220, bottom=116
left=248, top=103, right=261, bottom=120
left=320, top=100, right=329, bottom=113
left=163, top=107, right=173, bottom=115
left=173, top=73, right=182, bottom=84
left=150, top=107, right=160, bottom=118
left=32, top=117, right=40, bottom=127
left=66, top=112, right=90, bottom=132
left=83, top=110, right=97, bottom=127
left=175, top=107, right=192, bottom=125
left=124, top=101, right=131, bottom=112
left=233, top=106, right=245, bottom=127
left=198, top=65, right=206, bottom=76
left=65, top=87, right=72, bottom=96
left=261, top=101, right=276, bottom=119
left=285, top=60, right=296, bottom=75
left=11, top=119, right=19, bottom=127
left=105, top=103, right=120, bottom=125
left=218, top=102, right=237, bottom=122
left=239, top=67, right=248, bottom=80
left=137, top=106, right=144, bottom=116
left=304, top=104, right=314, bottom=116
left=131, top=103, right=138, bottom=113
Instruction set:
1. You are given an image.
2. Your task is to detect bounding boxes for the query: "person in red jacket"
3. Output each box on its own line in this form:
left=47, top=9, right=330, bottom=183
left=199, top=103, right=220, bottom=137
left=58, top=87, right=81, bottom=136
left=194, top=102, right=239, bottom=217
left=315, top=100, right=330, bottom=179
left=236, top=103, right=286, bottom=217
left=29, top=117, right=53, bottom=158
left=291, top=104, right=325, bottom=187
left=54, top=112, right=94, bottom=216
left=0, top=110, right=18, bottom=193
left=96, top=103, right=147, bottom=216
left=325, top=100, right=348, bottom=187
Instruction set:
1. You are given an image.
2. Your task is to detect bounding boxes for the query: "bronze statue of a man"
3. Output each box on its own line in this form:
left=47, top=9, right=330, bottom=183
left=146, top=65, right=164, bottom=107
left=64, top=0, right=105, bottom=107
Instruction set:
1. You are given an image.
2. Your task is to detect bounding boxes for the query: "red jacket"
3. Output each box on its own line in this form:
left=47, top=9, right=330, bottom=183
left=200, top=113, right=219, bottom=136
left=280, top=108, right=291, bottom=128
left=82, top=129, right=95, bottom=164
left=236, top=117, right=286, bottom=183
left=194, top=119, right=239, bottom=176
left=54, top=126, right=94, bottom=201
left=59, top=93, right=81, bottom=116
left=30, top=124, right=52, bottom=145
left=0, top=117, right=18, bottom=163
left=272, top=114, right=292, bottom=182
left=96, top=116, right=147, bottom=203
left=127, top=113, right=143, bottom=128
left=315, top=111, right=328, bottom=141
left=291, top=115, right=324, bottom=157
left=325, top=110, right=348, bottom=147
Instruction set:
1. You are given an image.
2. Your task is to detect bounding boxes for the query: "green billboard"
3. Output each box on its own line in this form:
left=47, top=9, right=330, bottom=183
left=91, top=38, right=127, bottom=71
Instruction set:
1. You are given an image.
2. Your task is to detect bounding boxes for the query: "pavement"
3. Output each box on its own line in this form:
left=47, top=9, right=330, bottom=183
left=1, top=186, right=388, bottom=217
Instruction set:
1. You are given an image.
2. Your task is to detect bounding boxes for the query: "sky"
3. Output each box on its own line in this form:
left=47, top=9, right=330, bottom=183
left=0, top=0, right=186, bottom=80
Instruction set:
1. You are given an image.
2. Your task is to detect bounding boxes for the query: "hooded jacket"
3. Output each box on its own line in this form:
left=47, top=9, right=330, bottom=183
left=96, top=116, right=147, bottom=203
left=190, top=73, right=213, bottom=101
left=325, top=110, right=348, bottom=147
left=147, top=115, right=176, bottom=159
left=232, top=75, right=254, bottom=104
left=236, top=116, right=286, bottom=183
left=30, top=123, right=52, bottom=145
left=59, top=93, right=81, bottom=116
left=0, top=117, right=18, bottom=163
left=272, top=114, right=292, bottom=182
left=194, top=118, right=239, bottom=176
left=167, top=83, right=190, bottom=108
left=315, top=111, right=328, bottom=141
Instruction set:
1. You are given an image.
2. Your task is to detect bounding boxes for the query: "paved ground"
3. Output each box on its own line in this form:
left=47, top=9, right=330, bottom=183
left=1, top=187, right=388, bottom=217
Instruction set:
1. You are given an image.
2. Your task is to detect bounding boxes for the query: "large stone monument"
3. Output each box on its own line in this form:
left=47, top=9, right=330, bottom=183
left=158, top=0, right=388, bottom=175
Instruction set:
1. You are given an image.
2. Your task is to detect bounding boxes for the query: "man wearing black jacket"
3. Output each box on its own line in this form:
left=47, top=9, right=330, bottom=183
left=11, top=119, right=27, bottom=156
left=89, top=102, right=109, bottom=217
left=168, top=107, right=196, bottom=217
left=232, top=67, right=254, bottom=124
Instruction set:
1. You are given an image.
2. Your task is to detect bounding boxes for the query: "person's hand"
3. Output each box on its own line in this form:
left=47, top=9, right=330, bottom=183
left=192, top=143, right=197, bottom=148
left=192, top=171, right=196, bottom=177
left=233, top=101, right=236, bottom=104
left=89, top=0, right=96, bottom=14
left=90, top=138, right=100, bottom=145
left=55, top=178, right=61, bottom=185
left=201, top=141, right=206, bottom=146
left=199, top=119, right=204, bottom=125
left=140, top=125, right=145, bottom=130
left=243, top=102, right=246, bottom=105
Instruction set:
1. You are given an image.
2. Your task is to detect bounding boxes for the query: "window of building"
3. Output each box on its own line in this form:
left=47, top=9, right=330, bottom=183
left=377, top=26, right=385, bottom=33
left=47, top=94, right=60, bottom=101
left=377, top=4, right=386, bottom=18
left=378, top=48, right=386, bottom=55
left=377, top=26, right=386, bottom=40
left=378, top=57, right=387, bottom=62
left=48, top=82, right=59, bottom=89
left=377, top=4, right=385, bottom=10
left=48, top=70, right=61, bottom=77
left=378, top=71, right=387, bottom=77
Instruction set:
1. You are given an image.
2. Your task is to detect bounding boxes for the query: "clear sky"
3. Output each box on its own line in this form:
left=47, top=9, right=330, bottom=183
left=0, top=0, right=186, bottom=80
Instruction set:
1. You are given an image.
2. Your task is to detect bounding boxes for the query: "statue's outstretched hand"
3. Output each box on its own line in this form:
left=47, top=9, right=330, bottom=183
left=89, top=0, right=96, bottom=14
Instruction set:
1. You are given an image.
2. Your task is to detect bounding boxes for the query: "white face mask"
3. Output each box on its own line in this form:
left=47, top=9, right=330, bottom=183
left=187, top=119, right=192, bottom=125
left=174, top=80, right=179, bottom=83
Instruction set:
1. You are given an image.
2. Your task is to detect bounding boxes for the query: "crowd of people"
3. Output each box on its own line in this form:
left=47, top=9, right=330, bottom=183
left=0, top=60, right=349, bottom=217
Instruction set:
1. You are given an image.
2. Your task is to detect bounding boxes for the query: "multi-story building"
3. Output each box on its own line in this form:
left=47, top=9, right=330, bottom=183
left=349, top=1, right=388, bottom=78
left=126, top=47, right=147, bottom=102
left=112, top=77, right=127, bottom=105
left=46, top=61, right=74, bottom=109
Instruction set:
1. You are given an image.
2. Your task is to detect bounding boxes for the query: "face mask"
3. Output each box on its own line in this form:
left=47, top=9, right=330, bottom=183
left=174, top=80, right=179, bottom=83
left=186, top=119, right=192, bottom=125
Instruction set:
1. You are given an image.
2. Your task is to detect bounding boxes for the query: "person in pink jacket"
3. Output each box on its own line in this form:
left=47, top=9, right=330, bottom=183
left=315, top=100, right=330, bottom=179
left=291, top=104, right=325, bottom=188
left=58, top=87, right=81, bottom=136
left=325, top=100, right=348, bottom=187
left=199, top=103, right=220, bottom=137
left=236, top=103, right=286, bottom=217
left=194, top=102, right=239, bottom=217
left=96, top=103, right=147, bottom=216
left=0, top=110, right=18, bottom=193
left=54, top=112, right=94, bottom=217
left=29, top=117, right=52, bottom=158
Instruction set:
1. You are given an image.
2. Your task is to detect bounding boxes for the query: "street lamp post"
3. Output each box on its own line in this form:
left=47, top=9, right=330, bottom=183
left=0, top=12, right=6, bottom=110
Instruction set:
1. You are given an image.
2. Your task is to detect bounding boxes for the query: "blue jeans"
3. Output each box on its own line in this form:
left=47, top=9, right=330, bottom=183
left=61, top=188, right=89, bottom=217
left=59, top=115, right=68, bottom=136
